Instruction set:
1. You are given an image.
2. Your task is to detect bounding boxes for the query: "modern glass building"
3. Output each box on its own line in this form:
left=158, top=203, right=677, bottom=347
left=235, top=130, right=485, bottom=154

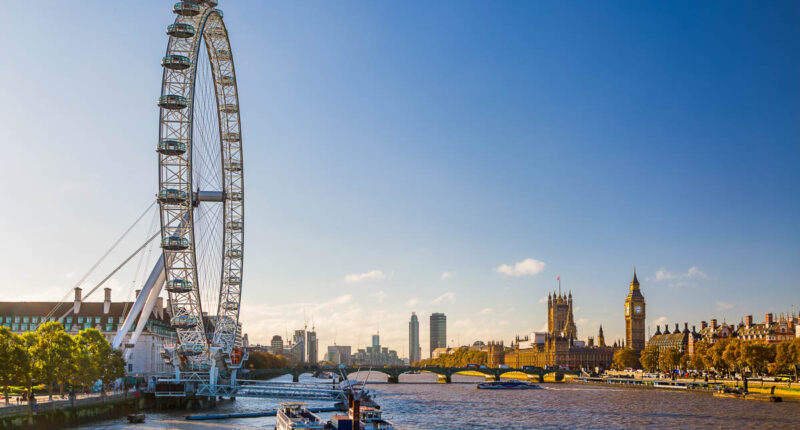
left=429, top=312, right=447, bottom=358
left=409, top=312, right=420, bottom=364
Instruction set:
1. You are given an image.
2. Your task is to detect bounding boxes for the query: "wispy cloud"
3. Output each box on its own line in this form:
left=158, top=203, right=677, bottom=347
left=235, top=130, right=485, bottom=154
left=716, top=301, right=735, bottom=310
left=431, top=291, right=456, bottom=304
left=494, top=258, right=546, bottom=277
left=538, top=296, right=549, bottom=303
left=654, top=266, right=708, bottom=282
left=406, top=297, right=419, bottom=306
left=479, top=307, right=493, bottom=315
left=344, top=270, right=386, bottom=283
left=440, top=271, right=456, bottom=280
left=371, top=290, right=387, bottom=303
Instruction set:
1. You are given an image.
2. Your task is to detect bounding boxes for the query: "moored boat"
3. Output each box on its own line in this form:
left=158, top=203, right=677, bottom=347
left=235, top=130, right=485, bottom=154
left=477, top=379, right=542, bottom=390
left=275, top=402, right=325, bottom=430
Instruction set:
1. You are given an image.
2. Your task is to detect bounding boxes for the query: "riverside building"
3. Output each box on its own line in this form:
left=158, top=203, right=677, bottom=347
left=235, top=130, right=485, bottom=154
left=430, top=312, right=447, bottom=358
left=409, top=312, right=420, bottom=364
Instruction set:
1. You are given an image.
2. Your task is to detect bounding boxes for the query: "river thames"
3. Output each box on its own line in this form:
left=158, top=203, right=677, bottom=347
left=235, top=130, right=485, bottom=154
left=84, top=374, right=800, bottom=429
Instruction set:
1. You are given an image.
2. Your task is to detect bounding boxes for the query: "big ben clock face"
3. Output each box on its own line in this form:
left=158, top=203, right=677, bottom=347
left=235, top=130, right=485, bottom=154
left=634, top=304, right=642, bottom=315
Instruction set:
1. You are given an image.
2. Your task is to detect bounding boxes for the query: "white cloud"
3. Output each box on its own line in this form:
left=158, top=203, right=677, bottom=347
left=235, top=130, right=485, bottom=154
left=538, top=296, right=549, bottom=303
left=440, top=271, right=456, bottom=280
left=431, top=291, right=456, bottom=304
left=716, top=301, right=735, bottom=310
left=344, top=270, right=386, bottom=283
left=372, top=290, right=387, bottom=303
left=652, top=316, right=668, bottom=329
left=655, top=266, right=708, bottom=282
left=406, top=297, right=419, bottom=306
left=494, top=258, right=546, bottom=277
left=479, top=307, right=493, bottom=315
left=576, top=318, right=589, bottom=327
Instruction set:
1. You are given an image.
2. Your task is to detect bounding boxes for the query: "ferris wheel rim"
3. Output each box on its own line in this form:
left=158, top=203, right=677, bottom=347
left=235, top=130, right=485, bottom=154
left=156, top=3, right=244, bottom=365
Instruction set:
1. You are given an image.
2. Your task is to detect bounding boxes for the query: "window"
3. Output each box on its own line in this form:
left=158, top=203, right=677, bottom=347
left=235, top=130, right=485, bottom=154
left=3, top=317, right=9, bottom=323
left=23, top=317, right=29, bottom=323
left=14, top=316, right=19, bottom=323
left=106, top=324, right=112, bottom=332
left=65, top=324, right=71, bottom=331
left=77, top=317, right=83, bottom=323
left=31, top=317, right=38, bottom=323
left=66, top=317, right=72, bottom=323
left=95, top=317, right=100, bottom=324
left=12, top=324, right=18, bottom=331
left=108, top=317, right=114, bottom=324
left=20, top=324, right=27, bottom=331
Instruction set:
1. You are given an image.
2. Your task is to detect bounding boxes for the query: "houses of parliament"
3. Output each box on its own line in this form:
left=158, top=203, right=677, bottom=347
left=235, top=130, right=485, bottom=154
left=489, top=270, right=645, bottom=370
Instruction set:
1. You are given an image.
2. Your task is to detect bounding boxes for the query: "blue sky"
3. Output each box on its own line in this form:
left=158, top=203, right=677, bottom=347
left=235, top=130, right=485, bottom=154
left=0, top=1, right=798, bottom=356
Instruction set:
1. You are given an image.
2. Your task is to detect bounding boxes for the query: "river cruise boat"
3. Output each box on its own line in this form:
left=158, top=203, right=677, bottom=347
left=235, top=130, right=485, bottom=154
left=477, top=380, right=542, bottom=390
left=331, top=405, right=395, bottom=430
left=275, top=402, right=325, bottom=430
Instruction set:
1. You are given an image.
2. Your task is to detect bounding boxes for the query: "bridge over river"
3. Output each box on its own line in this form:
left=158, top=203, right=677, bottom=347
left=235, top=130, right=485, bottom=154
left=246, top=366, right=582, bottom=383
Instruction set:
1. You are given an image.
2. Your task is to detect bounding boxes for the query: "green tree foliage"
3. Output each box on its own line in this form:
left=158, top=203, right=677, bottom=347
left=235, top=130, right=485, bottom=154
left=639, top=345, right=660, bottom=372
left=75, top=328, right=124, bottom=396
left=659, top=348, right=683, bottom=372
left=611, top=348, right=640, bottom=370
left=415, top=347, right=487, bottom=368
left=722, top=338, right=745, bottom=376
left=32, top=322, right=77, bottom=399
left=706, top=338, right=730, bottom=374
left=742, top=342, right=775, bottom=376
left=246, top=351, right=291, bottom=369
left=0, top=327, right=27, bottom=404
left=689, top=341, right=708, bottom=372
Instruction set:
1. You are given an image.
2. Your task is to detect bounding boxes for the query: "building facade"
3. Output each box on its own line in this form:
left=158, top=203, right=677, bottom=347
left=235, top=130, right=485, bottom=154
left=0, top=287, right=174, bottom=377
left=429, top=312, right=447, bottom=358
left=409, top=312, right=420, bottom=364
left=307, top=329, right=318, bottom=364
left=624, top=269, right=646, bottom=352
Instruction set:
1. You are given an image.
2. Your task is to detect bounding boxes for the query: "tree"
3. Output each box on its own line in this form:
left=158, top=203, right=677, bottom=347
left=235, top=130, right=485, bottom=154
left=707, top=338, right=730, bottom=376
left=659, top=348, right=683, bottom=373
left=17, top=332, right=37, bottom=396
left=0, top=327, right=28, bottom=404
left=611, top=348, right=640, bottom=370
left=742, top=342, right=774, bottom=377
left=75, top=328, right=112, bottom=394
left=723, top=338, right=745, bottom=377
left=775, top=340, right=798, bottom=376
left=246, top=351, right=291, bottom=369
left=32, top=322, right=77, bottom=400
left=639, top=345, right=660, bottom=372
left=689, top=341, right=708, bottom=372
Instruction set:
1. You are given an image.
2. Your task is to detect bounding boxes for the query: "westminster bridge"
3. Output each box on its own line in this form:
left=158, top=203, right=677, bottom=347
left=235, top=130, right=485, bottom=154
left=245, top=366, right=581, bottom=383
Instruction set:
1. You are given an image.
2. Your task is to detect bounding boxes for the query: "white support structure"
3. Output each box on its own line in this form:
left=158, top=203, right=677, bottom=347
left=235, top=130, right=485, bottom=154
left=112, top=255, right=165, bottom=350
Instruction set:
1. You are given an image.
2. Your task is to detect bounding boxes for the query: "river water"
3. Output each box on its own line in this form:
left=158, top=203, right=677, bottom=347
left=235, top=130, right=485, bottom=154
left=83, top=374, right=800, bottom=429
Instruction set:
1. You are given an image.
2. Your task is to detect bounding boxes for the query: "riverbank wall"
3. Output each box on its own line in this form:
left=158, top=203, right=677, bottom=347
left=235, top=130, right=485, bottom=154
left=0, top=394, right=136, bottom=430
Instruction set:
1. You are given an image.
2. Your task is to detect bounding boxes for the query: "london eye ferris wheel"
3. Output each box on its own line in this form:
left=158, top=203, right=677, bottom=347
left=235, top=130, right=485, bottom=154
left=156, top=0, right=244, bottom=369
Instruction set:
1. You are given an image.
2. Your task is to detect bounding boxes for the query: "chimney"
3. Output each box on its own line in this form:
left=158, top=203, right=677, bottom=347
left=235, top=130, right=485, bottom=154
left=765, top=313, right=774, bottom=325
left=73, top=287, right=82, bottom=314
left=683, top=322, right=689, bottom=333
left=664, top=325, right=670, bottom=334
left=692, top=325, right=696, bottom=333
left=701, top=321, right=707, bottom=330
left=103, top=288, right=111, bottom=314
left=155, top=297, right=164, bottom=319
left=675, top=323, right=680, bottom=333
left=710, top=319, right=717, bottom=330
left=745, top=315, right=753, bottom=328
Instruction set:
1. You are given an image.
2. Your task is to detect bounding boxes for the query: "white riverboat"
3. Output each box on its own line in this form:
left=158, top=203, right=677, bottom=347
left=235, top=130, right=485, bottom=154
left=275, top=402, right=325, bottom=430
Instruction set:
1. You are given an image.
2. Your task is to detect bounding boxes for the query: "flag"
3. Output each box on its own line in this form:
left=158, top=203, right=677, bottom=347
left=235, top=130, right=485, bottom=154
left=557, top=276, right=560, bottom=280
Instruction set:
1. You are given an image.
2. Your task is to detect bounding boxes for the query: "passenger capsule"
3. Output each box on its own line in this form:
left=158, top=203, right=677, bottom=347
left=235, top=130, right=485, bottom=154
left=228, top=191, right=243, bottom=201
left=220, top=103, right=238, bottom=113
left=171, top=315, right=199, bottom=329
left=226, top=276, right=241, bottom=285
left=161, top=236, right=189, bottom=250
left=214, top=8, right=224, bottom=17
left=224, top=161, right=242, bottom=171
left=167, top=23, right=196, bottom=38
left=226, top=221, right=243, bottom=230
left=158, top=188, right=189, bottom=204
left=162, top=54, right=192, bottom=70
left=215, top=49, right=231, bottom=60
left=178, top=343, right=205, bottom=356
left=166, top=279, right=194, bottom=293
left=158, top=95, right=188, bottom=110
left=223, top=132, right=240, bottom=142
left=218, top=75, right=235, bottom=86
left=186, top=362, right=211, bottom=371
left=173, top=1, right=201, bottom=16
left=222, top=301, right=239, bottom=311
left=157, top=139, right=187, bottom=155
left=226, top=249, right=243, bottom=258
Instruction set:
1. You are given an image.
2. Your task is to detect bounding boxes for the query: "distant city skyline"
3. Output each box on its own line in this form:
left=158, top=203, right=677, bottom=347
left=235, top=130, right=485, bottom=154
left=1, top=2, right=798, bottom=356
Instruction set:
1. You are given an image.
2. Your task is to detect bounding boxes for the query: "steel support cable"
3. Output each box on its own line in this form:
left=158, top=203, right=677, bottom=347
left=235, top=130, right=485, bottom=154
left=45, top=201, right=157, bottom=320
left=122, top=207, right=160, bottom=321
left=57, top=229, right=160, bottom=322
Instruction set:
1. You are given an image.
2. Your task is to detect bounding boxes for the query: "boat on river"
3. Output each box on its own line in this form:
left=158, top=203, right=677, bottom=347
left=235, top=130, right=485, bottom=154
left=331, top=405, right=395, bottom=430
left=275, top=402, right=325, bottom=430
left=477, top=380, right=542, bottom=390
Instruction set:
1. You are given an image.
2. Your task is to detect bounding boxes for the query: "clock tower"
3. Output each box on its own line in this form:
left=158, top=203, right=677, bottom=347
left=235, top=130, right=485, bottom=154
left=625, top=268, right=646, bottom=352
